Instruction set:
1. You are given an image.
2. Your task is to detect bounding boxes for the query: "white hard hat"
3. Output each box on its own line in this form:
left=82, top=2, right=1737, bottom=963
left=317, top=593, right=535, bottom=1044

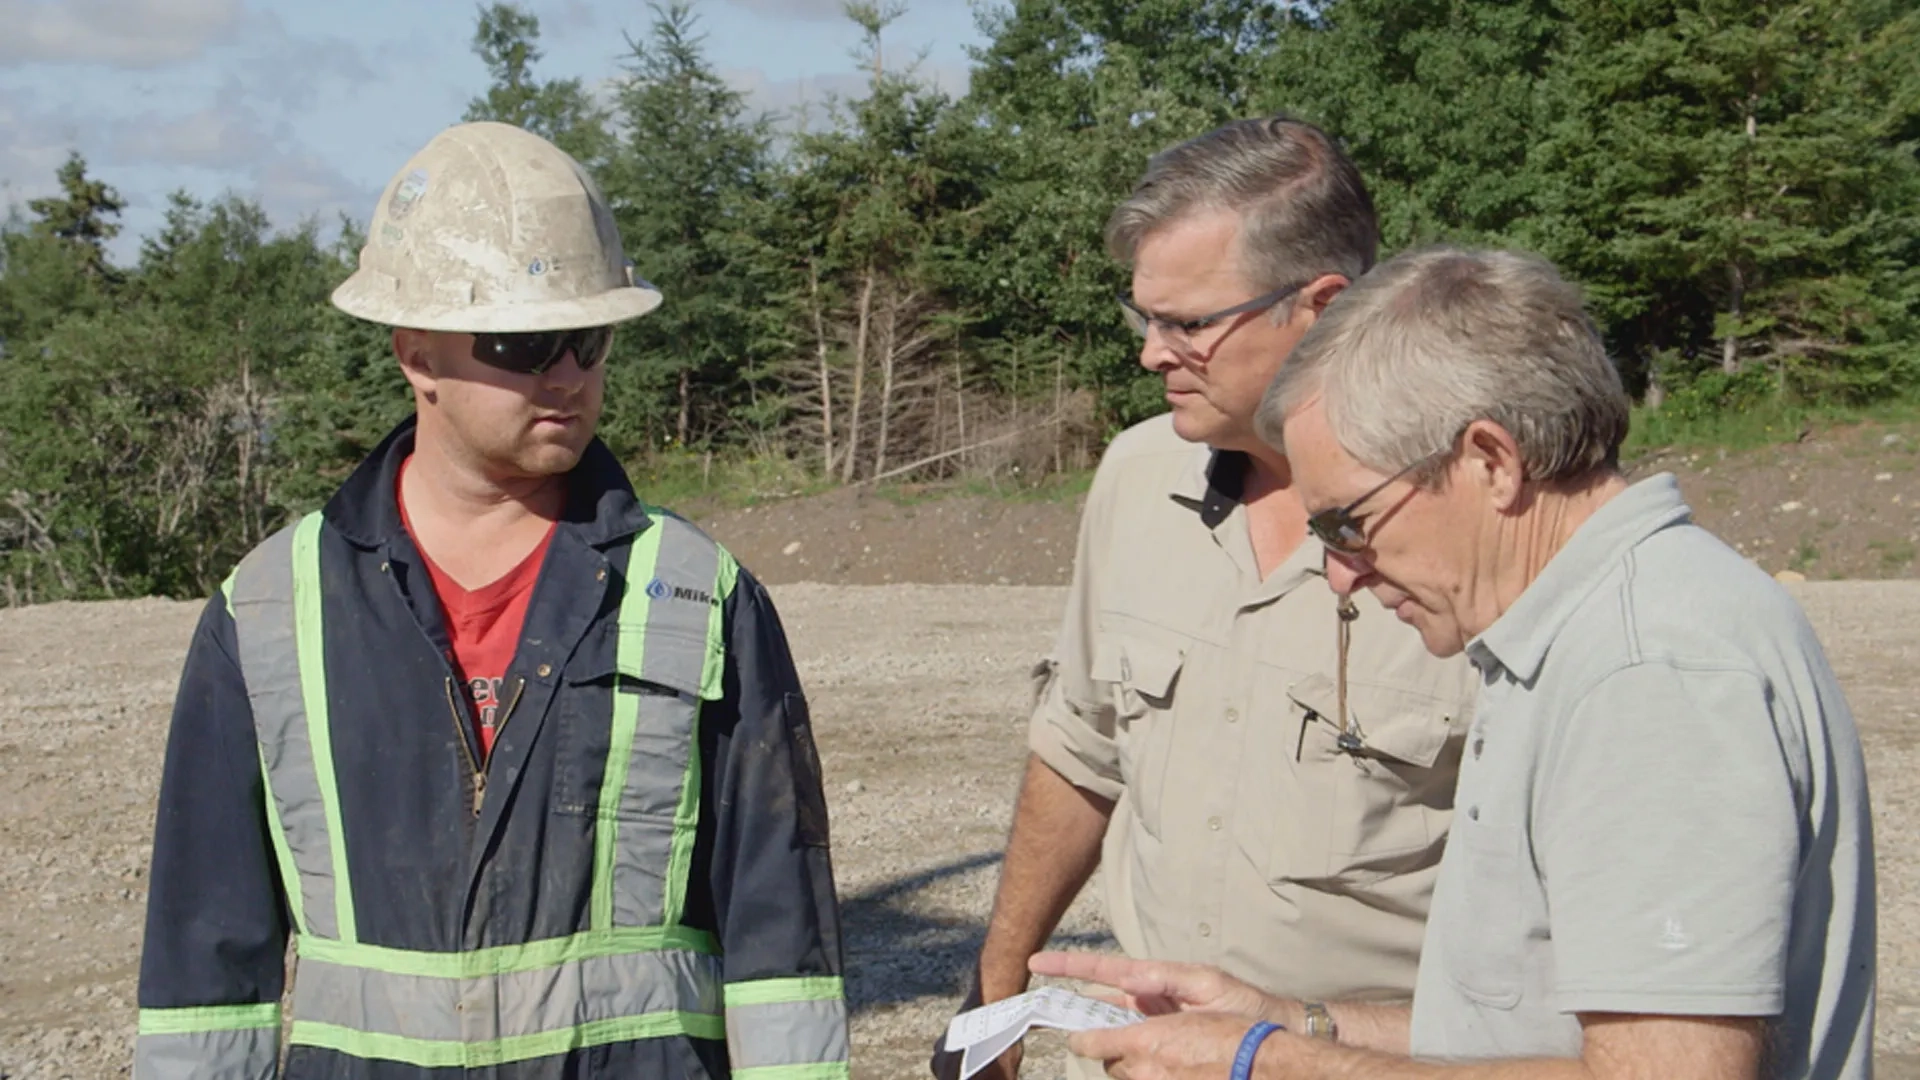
left=331, top=121, right=661, bottom=333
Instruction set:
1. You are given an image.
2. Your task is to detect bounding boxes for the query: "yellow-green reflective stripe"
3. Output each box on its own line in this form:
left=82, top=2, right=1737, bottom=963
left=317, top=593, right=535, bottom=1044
left=295, top=925, right=717, bottom=978
left=661, top=547, right=727, bottom=928
left=593, top=525, right=666, bottom=932
left=232, top=515, right=343, bottom=941
left=700, top=552, right=738, bottom=702
left=660, top=696, right=703, bottom=928
left=664, top=547, right=735, bottom=925
left=732, top=1065, right=852, bottom=1080
left=290, top=1012, right=725, bottom=1068
left=724, top=977, right=845, bottom=1007
left=228, top=546, right=303, bottom=934
left=724, top=991, right=849, bottom=1071
left=138, top=1003, right=280, bottom=1035
left=256, top=741, right=306, bottom=935
left=289, top=512, right=353, bottom=943
left=291, top=945, right=721, bottom=1051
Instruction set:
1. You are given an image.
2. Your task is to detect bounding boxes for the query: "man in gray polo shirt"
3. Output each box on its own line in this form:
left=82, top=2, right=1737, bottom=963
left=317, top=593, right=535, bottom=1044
left=1029, top=245, right=1875, bottom=1079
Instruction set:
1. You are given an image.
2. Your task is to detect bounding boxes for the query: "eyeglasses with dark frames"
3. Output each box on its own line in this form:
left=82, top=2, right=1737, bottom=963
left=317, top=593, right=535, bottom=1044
left=1118, top=281, right=1306, bottom=353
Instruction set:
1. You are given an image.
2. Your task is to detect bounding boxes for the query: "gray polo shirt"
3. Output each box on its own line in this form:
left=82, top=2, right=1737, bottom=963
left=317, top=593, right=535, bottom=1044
left=1409, top=474, right=1875, bottom=1078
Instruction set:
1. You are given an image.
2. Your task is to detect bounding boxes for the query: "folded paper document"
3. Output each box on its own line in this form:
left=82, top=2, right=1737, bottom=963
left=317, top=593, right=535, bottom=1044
left=943, top=987, right=1145, bottom=1079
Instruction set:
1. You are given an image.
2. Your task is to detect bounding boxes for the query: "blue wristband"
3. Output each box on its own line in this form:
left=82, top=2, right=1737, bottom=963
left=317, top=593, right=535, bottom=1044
left=1231, top=1020, right=1284, bottom=1080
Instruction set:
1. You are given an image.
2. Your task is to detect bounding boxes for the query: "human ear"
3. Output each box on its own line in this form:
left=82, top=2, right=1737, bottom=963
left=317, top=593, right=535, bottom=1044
left=1461, top=419, right=1527, bottom=512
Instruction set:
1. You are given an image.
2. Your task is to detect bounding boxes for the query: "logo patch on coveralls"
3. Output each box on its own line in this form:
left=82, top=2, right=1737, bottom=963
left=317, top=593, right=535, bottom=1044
left=646, top=578, right=716, bottom=606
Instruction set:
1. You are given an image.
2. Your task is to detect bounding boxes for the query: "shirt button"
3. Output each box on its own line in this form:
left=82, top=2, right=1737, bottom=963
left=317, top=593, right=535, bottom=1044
left=1208, top=816, right=1222, bottom=831
left=1473, top=737, right=1485, bottom=758
left=1199, top=923, right=1213, bottom=937
left=537, top=663, right=553, bottom=678
left=1468, top=806, right=1480, bottom=821
left=1225, top=708, right=1240, bottom=724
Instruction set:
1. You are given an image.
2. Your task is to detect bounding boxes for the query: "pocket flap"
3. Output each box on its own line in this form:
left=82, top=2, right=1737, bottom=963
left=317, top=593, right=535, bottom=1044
left=1287, top=673, right=1452, bottom=767
left=566, top=623, right=720, bottom=701
left=1092, top=634, right=1186, bottom=700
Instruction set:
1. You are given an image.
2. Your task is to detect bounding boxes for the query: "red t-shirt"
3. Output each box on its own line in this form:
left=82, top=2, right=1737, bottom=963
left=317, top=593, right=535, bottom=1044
left=398, top=461, right=556, bottom=757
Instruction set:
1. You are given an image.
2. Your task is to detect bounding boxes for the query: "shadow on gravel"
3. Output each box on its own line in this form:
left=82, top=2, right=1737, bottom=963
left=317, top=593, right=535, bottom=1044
left=841, top=851, right=1114, bottom=1015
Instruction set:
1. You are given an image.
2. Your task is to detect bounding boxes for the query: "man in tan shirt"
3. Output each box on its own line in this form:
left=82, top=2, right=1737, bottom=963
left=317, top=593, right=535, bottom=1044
left=931, top=117, right=1480, bottom=1079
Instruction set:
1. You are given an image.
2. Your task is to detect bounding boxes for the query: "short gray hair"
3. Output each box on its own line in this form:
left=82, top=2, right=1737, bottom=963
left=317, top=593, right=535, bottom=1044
left=1257, top=246, right=1630, bottom=483
left=1106, top=115, right=1378, bottom=292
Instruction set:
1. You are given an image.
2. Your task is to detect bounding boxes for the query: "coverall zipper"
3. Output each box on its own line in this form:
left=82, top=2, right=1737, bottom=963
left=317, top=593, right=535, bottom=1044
left=445, top=675, right=528, bottom=817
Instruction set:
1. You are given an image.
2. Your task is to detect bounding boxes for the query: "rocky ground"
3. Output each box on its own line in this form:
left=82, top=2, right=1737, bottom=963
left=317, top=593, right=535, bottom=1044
left=1, top=579, right=1916, bottom=1079
left=5, top=416, right=1919, bottom=1078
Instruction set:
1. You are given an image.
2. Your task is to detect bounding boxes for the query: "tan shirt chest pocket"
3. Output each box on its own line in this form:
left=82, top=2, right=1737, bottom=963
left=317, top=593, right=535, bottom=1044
left=1090, top=632, right=1186, bottom=840
left=1241, top=674, right=1466, bottom=890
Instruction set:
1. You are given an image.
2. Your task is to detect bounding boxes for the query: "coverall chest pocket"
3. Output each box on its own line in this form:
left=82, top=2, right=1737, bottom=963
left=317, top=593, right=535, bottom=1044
left=1090, top=632, right=1185, bottom=840
left=553, top=623, right=718, bottom=819
left=1238, top=674, right=1466, bottom=889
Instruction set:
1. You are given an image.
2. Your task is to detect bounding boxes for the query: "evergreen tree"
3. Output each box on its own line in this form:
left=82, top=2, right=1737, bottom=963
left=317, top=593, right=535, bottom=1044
left=599, top=2, right=776, bottom=460
left=465, top=3, right=614, bottom=168
left=1532, top=0, right=1920, bottom=402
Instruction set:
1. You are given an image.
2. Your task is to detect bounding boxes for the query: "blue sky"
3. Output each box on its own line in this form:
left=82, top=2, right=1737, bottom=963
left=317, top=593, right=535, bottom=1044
left=0, top=0, right=986, bottom=261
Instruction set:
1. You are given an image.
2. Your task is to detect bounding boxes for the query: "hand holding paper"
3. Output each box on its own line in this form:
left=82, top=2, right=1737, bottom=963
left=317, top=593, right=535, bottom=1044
left=942, top=987, right=1144, bottom=1080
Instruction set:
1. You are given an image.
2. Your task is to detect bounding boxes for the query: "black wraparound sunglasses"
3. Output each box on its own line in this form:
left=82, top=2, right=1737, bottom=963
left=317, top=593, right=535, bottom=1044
left=471, top=326, right=614, bottom=375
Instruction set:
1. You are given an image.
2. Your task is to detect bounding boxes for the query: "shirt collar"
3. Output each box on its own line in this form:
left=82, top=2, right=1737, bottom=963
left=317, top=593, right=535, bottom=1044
left=1469, top=472, right=1694, bottom=683
left=1170, top=443, right=1327, bottom=600
left=324, top=415, right=654, bottom=551
left=1170, top=445, right=1251, bottom=531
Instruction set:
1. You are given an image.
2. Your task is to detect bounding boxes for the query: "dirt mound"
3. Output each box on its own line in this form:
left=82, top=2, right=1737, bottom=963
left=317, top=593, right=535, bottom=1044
left=692, top=420, right=1920, bottom=587
left=1630, top=423, right=1920, bottom=580
left=697, top=485, right=1082, bottom=587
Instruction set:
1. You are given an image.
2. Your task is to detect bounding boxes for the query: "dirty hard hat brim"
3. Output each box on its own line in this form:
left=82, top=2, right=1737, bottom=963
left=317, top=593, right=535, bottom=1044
left=329, top=272, right=663, bottom=334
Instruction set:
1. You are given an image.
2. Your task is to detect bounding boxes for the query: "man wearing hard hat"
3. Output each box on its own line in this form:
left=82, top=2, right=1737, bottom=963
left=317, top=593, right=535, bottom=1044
left=133, top=122, right=848, bottom=1079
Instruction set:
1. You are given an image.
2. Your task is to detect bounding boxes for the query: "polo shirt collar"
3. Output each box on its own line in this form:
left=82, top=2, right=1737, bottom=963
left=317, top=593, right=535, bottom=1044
left=1469, top=472, right=1694, bottom=683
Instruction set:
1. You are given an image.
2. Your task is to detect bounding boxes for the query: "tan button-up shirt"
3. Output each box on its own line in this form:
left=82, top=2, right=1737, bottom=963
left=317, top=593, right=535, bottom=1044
left=1030, top=415, right=1480, bottom=1001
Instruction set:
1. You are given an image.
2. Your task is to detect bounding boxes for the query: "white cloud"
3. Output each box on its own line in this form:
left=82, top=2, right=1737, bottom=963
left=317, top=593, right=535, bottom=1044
left=723, top=62, right=970, bottom=131
left=726, top=69, right=870, bottom=128
left=230, top=16, right=376, bottom=111
left=99, top=98, right=375, bottom=228
left=251, top=150, right=376, bottom=231
left=544, top=0, right=600, bottom=38
left=717, top=0, right=980, bottom=21
left=0, top=88, right=371, bottom=251
left=0, top=0, right=245, bottom=68
left=0, top=96, right=83, bottom=209
left=112, top=103, right=276, bottom=172
left=718, top=0, right=851, bottom=21
left=586, top=75, right=623, bottom=114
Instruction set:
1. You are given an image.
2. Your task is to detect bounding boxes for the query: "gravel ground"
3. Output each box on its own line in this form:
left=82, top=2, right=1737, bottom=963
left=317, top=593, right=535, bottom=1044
left=0, top=583, right=1914, bottom=1078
